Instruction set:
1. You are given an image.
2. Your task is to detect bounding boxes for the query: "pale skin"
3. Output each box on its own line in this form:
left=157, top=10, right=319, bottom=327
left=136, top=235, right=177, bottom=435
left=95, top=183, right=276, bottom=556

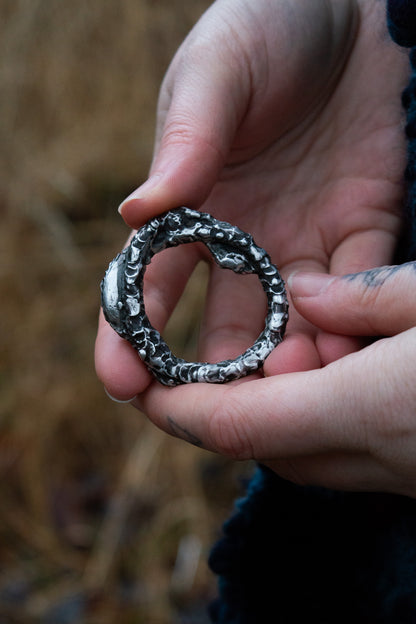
left=95, top=0, right=416, bottom=496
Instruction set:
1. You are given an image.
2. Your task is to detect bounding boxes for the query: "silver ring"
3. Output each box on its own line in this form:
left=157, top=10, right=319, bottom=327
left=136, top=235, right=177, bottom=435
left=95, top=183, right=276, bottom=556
left=101, top=207, right=288, bottom=386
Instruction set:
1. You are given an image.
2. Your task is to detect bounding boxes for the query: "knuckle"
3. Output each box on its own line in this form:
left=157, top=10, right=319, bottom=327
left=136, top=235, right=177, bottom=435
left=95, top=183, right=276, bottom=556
left=161, top=117, right=196, bottom=148
left=352, top=281, right=387, bottom=334
left=161, top=117, right=225, bottom=163
left=208, top=389, right=255, bottom=460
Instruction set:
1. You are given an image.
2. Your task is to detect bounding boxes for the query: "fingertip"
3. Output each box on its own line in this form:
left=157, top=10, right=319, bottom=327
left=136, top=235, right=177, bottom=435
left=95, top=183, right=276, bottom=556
left=118, top=131, right=228, bottom=229
left=118, top=174, right=164, bottom=213
left=104, top=387, right=137, bottom=404
left=95, top=313, right=153, bottom=400
left=118, top=197, right=160, bottom=230
left=118, top=174, right=169, bottom=229
left=288, top=271, right=336, bottom=299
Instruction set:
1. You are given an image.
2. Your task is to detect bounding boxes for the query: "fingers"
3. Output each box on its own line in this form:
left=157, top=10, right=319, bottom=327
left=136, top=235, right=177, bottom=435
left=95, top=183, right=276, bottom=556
left=95, top=242, right=202, bottom=400
left=137, top=328, right=416, bottom=495
left=136, top=340, right=360, bottom=458
left=118, top=11, right=251, bottom=229
left=137, top=372, right=331, bottom=459
left=197, top=264, right=267, bottom=364
left=118, top=0, right=358, bottom=230
left=289, top=262, right=416, bottom=336
left=95, top=310, right=152, bottom=400
left=198, top=254, right=330, bottom=376
left=314, top=222, right=402, bottom=364
left=137, top=353, right=363, bottom=460
left=265, top=259, right=344, bottom=376
left=329, top=227, right=400, bottom=275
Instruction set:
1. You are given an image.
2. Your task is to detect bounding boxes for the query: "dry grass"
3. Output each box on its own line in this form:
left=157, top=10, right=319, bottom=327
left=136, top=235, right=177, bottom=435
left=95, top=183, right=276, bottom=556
left=0, top=2, right=253, bottom=622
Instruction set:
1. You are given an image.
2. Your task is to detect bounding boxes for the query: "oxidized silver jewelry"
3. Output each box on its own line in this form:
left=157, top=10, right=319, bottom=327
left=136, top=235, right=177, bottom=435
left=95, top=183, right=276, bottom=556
left=101, top=207, right=288, bottom=386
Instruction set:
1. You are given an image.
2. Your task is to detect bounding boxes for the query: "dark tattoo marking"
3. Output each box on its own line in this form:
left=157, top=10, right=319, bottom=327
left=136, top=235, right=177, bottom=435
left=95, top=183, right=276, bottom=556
left=342, top=261, right=416, bottom=288
left=167, top=416, right=203, bottom=448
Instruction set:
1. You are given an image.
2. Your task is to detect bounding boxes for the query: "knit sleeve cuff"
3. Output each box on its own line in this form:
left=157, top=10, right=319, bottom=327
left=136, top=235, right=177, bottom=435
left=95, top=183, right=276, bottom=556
left=387, top=0, right=416, bottom=47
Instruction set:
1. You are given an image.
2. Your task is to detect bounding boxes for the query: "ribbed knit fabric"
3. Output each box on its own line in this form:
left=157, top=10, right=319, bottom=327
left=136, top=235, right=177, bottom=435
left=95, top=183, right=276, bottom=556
left=209, top=467, right=416, bottom=623
left=387, top=0, right=416, bottom=47
left=208, top=3, right=416, bottom=623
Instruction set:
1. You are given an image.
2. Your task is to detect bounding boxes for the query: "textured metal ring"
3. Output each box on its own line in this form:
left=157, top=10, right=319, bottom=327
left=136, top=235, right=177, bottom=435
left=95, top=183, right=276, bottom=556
left=101, top=207, right=288, bottom=386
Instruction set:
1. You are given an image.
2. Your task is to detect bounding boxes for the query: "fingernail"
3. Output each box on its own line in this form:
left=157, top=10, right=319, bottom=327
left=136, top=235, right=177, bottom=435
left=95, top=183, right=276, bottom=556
left=288, top=272, right=336, bottom=297
left=104, top=387, right=136, bottom=404
left=118, top=174, right=164, bottom=215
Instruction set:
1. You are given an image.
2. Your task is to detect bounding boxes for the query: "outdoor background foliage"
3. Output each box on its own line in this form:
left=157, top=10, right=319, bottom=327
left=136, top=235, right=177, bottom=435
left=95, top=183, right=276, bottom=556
left=0, top=2, right=253, bottom=622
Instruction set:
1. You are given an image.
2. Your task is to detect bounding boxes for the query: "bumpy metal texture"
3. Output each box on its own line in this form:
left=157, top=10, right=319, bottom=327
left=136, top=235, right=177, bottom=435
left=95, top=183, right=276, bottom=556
left=101, top=207, right=288, bottom=386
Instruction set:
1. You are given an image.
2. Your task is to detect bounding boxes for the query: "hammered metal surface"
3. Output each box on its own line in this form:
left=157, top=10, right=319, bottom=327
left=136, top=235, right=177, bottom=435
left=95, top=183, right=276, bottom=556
left=101, top=207, right=288, bottom=386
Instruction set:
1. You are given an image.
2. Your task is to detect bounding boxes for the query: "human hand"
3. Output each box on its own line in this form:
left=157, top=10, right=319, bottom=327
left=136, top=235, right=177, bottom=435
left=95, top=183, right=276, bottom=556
left=95, top=0, right=409, bottom=400
left=135, top=262, right=416, bottom=498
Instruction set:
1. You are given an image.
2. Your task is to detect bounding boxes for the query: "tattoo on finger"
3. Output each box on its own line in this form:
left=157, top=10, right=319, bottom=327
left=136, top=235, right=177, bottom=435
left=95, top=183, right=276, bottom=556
left=167, top=416, right=203, bottom=448
left=342, top=261, right=416, bottom=288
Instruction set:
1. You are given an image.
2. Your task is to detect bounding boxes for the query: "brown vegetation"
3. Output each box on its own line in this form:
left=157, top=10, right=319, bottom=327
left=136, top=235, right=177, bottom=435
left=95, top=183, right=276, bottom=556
left=0, top=2, right=252, bottom=622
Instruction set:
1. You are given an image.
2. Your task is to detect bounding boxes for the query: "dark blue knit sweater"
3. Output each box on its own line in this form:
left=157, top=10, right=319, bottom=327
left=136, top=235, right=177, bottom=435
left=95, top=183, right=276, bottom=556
left=208, top=3, right=416, bottom=622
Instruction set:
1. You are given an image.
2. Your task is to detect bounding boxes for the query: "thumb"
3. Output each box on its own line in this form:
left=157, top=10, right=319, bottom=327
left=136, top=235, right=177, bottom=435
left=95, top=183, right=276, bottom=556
left=118, top=21, right=250, bottom=229
left=289, top=262, right=416, bottom=337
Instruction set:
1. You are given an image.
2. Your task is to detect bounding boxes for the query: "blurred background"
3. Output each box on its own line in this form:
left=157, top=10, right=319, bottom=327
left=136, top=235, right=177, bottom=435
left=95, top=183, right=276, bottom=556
left=0, top=2, right=254, bottom=622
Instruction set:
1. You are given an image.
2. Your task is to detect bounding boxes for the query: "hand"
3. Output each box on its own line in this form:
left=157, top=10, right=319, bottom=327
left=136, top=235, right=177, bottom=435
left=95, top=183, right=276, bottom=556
left=95, top=0, right=408, bottom=399
left=135, top=263, right=416, bottom=498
